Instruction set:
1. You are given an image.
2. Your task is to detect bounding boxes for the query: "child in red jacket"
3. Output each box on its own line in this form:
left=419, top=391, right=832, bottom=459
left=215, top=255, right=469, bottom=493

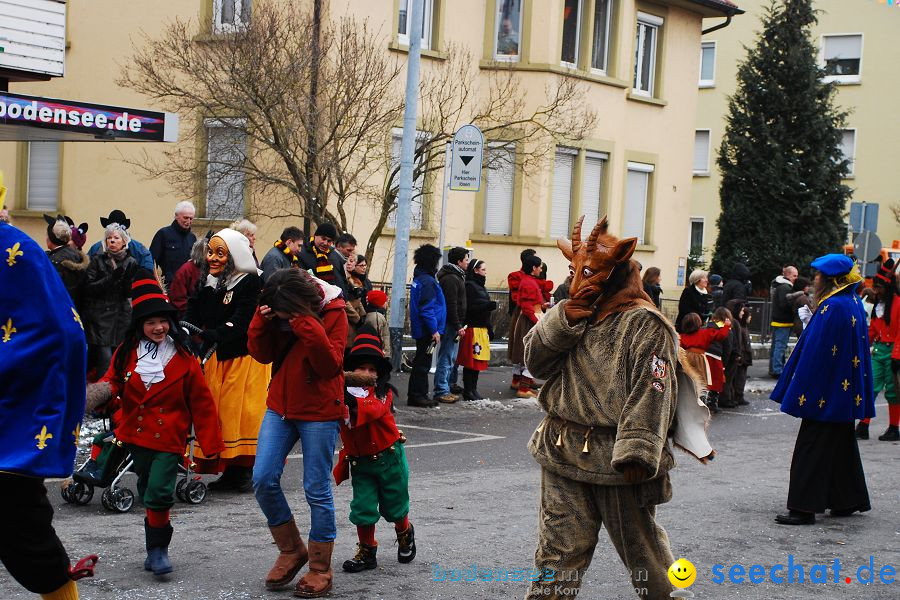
left=86, top=271, right=224, bottom=576
left=679, top=310, right=732, bottom=413
left=334, top=325, right=416, bottom=573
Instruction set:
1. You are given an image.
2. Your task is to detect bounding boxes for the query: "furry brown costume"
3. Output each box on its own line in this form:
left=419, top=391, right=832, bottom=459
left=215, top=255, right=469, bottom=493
left=524, top=216, right=678, bottom=600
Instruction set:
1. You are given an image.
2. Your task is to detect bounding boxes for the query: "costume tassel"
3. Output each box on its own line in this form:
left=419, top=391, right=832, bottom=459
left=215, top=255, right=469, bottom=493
left=536, top=422, right=544, bottom=433
left=555, top=432, right=564, bottom=447
left=581, top=427, right=593, bottom=453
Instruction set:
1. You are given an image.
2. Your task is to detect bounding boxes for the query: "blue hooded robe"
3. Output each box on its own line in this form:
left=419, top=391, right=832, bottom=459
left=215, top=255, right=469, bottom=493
left=0, top=223, right=87, bottom=477
left=771, top=281, right=875, bottom=422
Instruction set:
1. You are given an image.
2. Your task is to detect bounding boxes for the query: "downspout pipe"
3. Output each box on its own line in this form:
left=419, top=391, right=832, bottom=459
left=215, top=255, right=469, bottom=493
left=702, top=14, right=733, bottom=35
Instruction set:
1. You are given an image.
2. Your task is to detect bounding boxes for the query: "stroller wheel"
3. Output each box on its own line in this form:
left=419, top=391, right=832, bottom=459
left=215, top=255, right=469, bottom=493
left=185, top=480, right=207, bottom=505
left=101, top=487, right=135, bottom=513
left=175, top=478, right=188, bottom=502
left=70, top=481, right=94, bottom=505
left=60, top=479, right=74, bottom=503
left=100, top=487, right=113, bottom=511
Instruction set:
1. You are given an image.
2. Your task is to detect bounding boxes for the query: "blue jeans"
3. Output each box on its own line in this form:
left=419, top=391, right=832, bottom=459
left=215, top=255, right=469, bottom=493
left=769, top=326, right=791, bottom=376
left=252, top=410, right=340, bottom=542
left=433, top=330, right=460, bottom=397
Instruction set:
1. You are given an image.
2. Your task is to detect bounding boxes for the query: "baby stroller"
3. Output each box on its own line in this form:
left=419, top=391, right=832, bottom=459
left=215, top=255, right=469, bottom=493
left=61, top=420, right=208, bottom=513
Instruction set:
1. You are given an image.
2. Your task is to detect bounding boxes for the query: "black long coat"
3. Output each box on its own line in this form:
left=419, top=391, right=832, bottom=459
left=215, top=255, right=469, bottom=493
left=82, top=251, right=137, bottom=346
left=183, top=273, right=261, bottom=361
left=675, top=286, right=713, bottom=332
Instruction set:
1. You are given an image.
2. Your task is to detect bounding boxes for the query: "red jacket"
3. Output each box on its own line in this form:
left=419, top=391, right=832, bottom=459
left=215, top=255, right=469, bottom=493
left=538, top=279, right=554, bottom=303
left=101, top=346, right=224, bottom=456
left=517, top=274, right=544, bottom=324
left=247, top=298, right=348, bottom=421
left=340, top=388, right=400, bottom=457
left=679, top=321, right=732, bottom=352
left=508, top=270, right=524, bottom=305
left=168, top=261, right=200, bottom=314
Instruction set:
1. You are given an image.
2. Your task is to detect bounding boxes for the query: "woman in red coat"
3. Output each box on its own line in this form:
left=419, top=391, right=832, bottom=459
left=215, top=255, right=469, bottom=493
left=508, top=255, right=547, bottom=398
left=247, top=269, right=348, bottom=598
left=87, top=271, right=224, bottom=577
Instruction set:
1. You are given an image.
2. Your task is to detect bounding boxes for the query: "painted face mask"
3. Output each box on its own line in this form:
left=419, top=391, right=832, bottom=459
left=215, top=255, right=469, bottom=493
left=558, top=215, right=637, bottom=301
left=207, top=236, right=229, bottom=276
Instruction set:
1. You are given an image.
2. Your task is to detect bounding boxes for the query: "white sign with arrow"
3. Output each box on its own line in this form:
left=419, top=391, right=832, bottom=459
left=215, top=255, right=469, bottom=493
left=449, top=124, right=484, bottom=192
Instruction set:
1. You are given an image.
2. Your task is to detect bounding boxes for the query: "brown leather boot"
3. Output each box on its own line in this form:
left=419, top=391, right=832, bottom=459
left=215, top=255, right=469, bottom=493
left=294, top=540, right=333, bottom=598
left=517, top=377, right=538, bottom=398
left=266, top=518, right=308, bottom=590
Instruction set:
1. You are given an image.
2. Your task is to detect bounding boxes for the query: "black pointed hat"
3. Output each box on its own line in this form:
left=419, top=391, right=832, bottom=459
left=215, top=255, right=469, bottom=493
left=344, top=324, right=391, bottom=378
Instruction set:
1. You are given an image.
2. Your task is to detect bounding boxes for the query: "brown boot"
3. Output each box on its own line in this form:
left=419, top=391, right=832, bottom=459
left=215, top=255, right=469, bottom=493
left=294, top=540, right=333, bottom=598
left=266, top=518, right=308, bottom=590
left=517, top=377, right=538, bottom=398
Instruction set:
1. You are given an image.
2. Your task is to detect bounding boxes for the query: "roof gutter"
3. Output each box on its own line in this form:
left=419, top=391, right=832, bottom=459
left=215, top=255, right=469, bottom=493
left=702, top=13, right=734, bottom=35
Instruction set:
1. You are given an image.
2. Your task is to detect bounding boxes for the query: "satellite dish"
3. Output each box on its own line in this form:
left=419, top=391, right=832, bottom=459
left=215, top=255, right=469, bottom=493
left=853, top=230, right=882, bottom=263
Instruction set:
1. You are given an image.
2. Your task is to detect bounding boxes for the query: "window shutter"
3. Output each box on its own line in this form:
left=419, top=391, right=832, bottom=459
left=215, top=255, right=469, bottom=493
left=825, top=35, right=861, bottom=60
left=841, top=130, right=856, bottom=175
left=484, top=146, right=514, bottom=235
left=580, top=155, right=604, bottom=231
left=550, top=150, right=575, bottom=238
left=206, top=125, right=247, bottom=220
left=693, top=130, right=710, bottom=173
left=700, top=42, right=715, bottom=83
left=26, top=142, right=60, bottom=211
left=624, top=168, right=650, bottom=244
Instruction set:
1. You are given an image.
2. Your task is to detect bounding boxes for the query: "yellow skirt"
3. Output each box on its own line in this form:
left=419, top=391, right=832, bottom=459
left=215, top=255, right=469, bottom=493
left=193, top=352, right=271, bottom=472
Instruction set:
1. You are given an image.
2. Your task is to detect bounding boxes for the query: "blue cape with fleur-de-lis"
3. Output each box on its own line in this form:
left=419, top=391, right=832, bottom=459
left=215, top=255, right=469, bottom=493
left=0, top=222, right=86, bottom=477
left=771, top=281, right=875, bottom=422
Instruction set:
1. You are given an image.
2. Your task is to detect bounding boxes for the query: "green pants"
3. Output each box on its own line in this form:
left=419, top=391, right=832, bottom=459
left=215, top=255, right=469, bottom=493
left=128, top=445, right=180, bottom=511
left=348, top=441, right=410, bottom=526
left=871, top=342, right=897, bottom=404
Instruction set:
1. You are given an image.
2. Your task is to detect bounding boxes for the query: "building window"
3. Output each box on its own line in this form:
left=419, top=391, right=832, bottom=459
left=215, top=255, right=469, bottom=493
left=580, top=151, right=607, bottom=232
left=389, top=131, right=427, bottom=230
left=205, top=119, right=247, bottom=220
left=624, top=162, right=653, bottom=244
left=484, top=145, right=515, bottom=235
left=840, top=129, right=856, bottom=177
left=494, top=0, right=523, bottom=61
left=689, top=218, right=704, bottom=254
left=699, top=41, right=715, bottom=87
left=633, top=12, right=663, bottom=97
left=693, top=130, right=711, bottom=175
left=560, top=0, right=582, bottom=67
left=590, top=0, right=613, bottom=74
left=398, top=0, right=434, bottom=50
left=26, top=142, right=59, bottom=211
left=213, top=0, right=250, bottom=34
left=550, top=148, right=577, bottom=238
left=822, top=34, right=862, bottom=83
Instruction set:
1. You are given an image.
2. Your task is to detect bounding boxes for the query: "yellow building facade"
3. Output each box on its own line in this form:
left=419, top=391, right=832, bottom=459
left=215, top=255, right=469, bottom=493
left=692, top=0, right=900, bottom=264
left=2, top=0, right=738, bottom=290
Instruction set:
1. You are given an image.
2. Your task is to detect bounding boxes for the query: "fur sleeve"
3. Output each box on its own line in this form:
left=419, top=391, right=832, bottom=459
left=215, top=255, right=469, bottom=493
left=85, top=381, right=112, bottom=414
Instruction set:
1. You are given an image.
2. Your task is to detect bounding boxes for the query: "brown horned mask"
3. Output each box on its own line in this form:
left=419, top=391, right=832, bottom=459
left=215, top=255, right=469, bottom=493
left=558, top=215, right=638, bottom=301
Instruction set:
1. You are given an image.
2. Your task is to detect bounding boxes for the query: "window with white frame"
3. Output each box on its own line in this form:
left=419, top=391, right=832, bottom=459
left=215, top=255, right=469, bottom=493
left=633, top=12, right=663, bottom=96
left=494, top=0, right=523, bottom=61
left=560, top=0, right=582, bottom=67
left=624, top=162, right=653, bottom=244
left=206, top=119, right=247, bottom=220
left=840, top=129, right=856, bottom=177
left=693, top=130, right=711, bottom=175
left=689, top=218, right=704, bottom=253
left=26, top=142, right=59, bottom=211
left=389, top=131, right=427, bottom=230
left=590, top=0, right=613, bottom=73
left=483, top=145, right=515, bottom=235
left=398, top=0, right=434, bottom=50
left=699, top=41, right=716, bottom=87
left=213, top=0, right=250, bottom=34
left=822, top=34, right=862, bottom=83
left=580, top=151, right=607, bottom=232
left=551, top=148, right=577, bottom=238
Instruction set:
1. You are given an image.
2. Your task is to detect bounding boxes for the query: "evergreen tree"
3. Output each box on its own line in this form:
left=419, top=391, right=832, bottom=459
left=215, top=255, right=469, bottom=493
left=711, top=0, right=851, bottom=290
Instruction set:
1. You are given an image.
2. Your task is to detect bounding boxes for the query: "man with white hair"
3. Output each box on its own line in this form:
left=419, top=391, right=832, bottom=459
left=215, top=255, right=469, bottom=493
left=150, top=200, right=197, bottom=284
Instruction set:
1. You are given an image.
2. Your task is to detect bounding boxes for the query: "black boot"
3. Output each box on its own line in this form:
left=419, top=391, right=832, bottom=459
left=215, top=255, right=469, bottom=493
left=704, top=391, right=720, bottom=414
left=469, top=370, right=484, bottom=401
left=144, top=519, right=174, bottom=576
left=878, top=425, right=899, bottom=441
left=855, top=422, right=869, bottom=440
left=342, top=542, right=377, bottom=573
left=774, top=510, right=815, bottom=525
left=206, top=467, right=237, bottom=491
left=396, top=523, right=416, bottom=564
left=230, top=466, right=254, bottom=493
left=462, top=369, right=481, bottom=401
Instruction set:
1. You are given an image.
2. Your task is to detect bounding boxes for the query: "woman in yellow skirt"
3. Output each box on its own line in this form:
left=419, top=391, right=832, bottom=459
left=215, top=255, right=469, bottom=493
left=183, top=228, right=270, bottom=492
left=458, top=259, right=498, bottom=400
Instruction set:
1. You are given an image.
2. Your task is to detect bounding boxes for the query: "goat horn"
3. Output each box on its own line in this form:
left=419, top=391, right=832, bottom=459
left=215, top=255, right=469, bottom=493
left=586, top=217, right=606, bottom=254
left=571, top=215, right=585, bottom=253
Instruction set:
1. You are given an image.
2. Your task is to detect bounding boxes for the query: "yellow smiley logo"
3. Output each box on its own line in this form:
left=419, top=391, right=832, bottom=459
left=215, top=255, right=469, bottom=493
left=668, top=558, right=697, bottom=589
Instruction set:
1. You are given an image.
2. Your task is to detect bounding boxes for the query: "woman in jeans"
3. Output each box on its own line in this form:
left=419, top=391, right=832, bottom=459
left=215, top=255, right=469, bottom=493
left=247, top=269, right=348, bottom=598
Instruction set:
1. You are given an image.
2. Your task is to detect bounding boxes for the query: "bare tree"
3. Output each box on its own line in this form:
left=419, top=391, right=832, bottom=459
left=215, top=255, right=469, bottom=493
left=119, top=0, right=404, bottom=234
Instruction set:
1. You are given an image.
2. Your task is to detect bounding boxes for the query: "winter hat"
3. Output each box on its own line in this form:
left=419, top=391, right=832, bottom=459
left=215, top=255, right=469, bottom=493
left=811, top=254, right=854, bottom=277
left=100, top=209, right=131, bottom=230
left=131, top=269, right=177, bottom=322
left=875, top=258, right=895, bottom=286
left=211, top=228, right=262, bottom=276
left=710, top=274, right=723, bottom=287
left=344, top=324, right=392, bottom=378
left=70, top=222, right=89, bottom=250
left=366, top=289, right=388, bottom=309
left=314, top=222, right=338, bottom=240
left=43, top=214, right=71, bottom=246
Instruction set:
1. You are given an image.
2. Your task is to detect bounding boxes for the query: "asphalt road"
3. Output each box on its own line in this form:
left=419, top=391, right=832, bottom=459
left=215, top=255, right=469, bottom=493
left=2, top=365, right=898, bottom=599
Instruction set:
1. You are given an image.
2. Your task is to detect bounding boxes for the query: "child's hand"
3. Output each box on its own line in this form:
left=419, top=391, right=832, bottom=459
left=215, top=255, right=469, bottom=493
left=259, top=305, right=274, bottom=320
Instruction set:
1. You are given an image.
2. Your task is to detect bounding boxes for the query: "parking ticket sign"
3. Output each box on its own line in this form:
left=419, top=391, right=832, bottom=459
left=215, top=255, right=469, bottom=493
left=449, top=124, right=484, bottom=192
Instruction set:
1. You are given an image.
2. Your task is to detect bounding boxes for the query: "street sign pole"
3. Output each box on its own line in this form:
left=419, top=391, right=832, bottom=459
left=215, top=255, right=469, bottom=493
left=437, top=141, right=452, bottom=263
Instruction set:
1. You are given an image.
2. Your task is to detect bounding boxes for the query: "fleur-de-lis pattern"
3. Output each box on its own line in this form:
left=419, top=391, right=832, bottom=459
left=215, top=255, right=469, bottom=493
left=35, top=425, right=53, bottom=450
left=5, top=242, right=23, bottom=267
left=1, top=318, right=15, bottom=343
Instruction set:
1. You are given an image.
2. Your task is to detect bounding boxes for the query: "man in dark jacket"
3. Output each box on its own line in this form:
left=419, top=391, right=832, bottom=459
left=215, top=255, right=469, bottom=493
left=260, top=225, right=303, bottom=283
left=722, top=262, right=752, bottom=305
left=769, top=265, right=798, bottom=377
left=434, top=247, right=469, bottom=403
left=297, top=222, right=348, bottom=292
left=150, top=201, right=197, bottom=284
left=408, top=244, right=446, bottom=408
